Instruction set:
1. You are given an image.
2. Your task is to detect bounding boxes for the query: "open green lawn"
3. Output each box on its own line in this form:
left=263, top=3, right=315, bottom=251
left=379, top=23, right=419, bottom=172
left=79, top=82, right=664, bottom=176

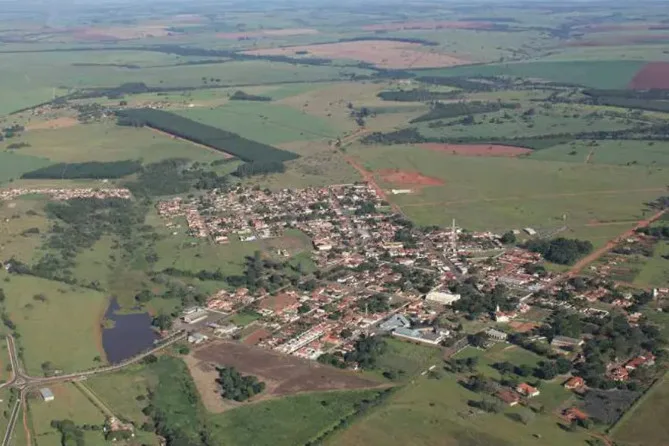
left=326, top=374, right=592, bottom=446
left=208, top=389, right=383, bottom=446
left=413, top=60, right=646, bottom=89
left=612, top=372, right=669, bottom=446
left=0, top=196, right=50, bottom=263
left=2, top=272, right=107, bottom=374
left=28, top=383, right=107, bottom=446
left=0, top=151, right=51, bottom=184
left=350, top=145, right=667, bottom=239
left=374, top=338, right=443, bottom=380
left=14, top=122, right=226, bottom=164
left=530, top=140, right=669, bottom=166
left=453, top=344, right=543, bottom=380
left=176, top=101, right=341, bottom=145
left=633, top=241, right=669, bottom=288
left=85, top=365, right=152, bottom=426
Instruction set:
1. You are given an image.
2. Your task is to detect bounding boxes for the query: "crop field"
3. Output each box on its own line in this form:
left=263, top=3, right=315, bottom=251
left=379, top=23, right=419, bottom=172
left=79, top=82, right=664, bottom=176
left=1, top=272, right=107, bottom=375
left=208, top=389, right=383, bottom=446
left=413, top=60, right=647, bottom=89
left=612, top=373, right=669, bottom=446
left=0, top=151, right=51, bottom=185
left=11, top=122, right=226, bottom=164
left=28, top=383, right=107, bottom=446
left=176, top=101, right=341, bottom=145
left=348, top=144, right=668, bottom=239
left=529, top=140, right=669, bottom=166
left=326, top=373, right=591, bottom=446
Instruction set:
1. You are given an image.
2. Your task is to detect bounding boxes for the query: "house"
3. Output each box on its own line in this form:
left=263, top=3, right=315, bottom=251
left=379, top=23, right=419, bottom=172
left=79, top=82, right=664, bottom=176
left=563, top=407, right=589, bottom=422
left=551, top=336, right=584, bottom=349
left=426, top=290, right=461, bottom=305
left=183, top=309, right=208, bottom=324
left=524, top=227, right=537, bottom=236
left=516, top=383, right=540, bottom=398
left=493, top=305, right=517, bottom=323
left=39, top=388, right=54, bottom=402
left=392, top=327, right=445, bottom=346
left=496, top=389, right=520, bottom=406
left=187, top=332, right=208, bottom=344
left=379, top=314, right=411, bottom=331
left=564, top=376, right=585, bottom=390
left=624, top=353, right=656, bottom=371
left=484, top=328, right=508, bottom=342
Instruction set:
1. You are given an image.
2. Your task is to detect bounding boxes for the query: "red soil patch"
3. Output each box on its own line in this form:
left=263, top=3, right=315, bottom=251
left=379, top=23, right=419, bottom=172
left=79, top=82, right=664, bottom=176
left=217, top=28, right=318, bottom=39
left=244, top=40, right=469, bottom=69
left=377, top=168, right=444, bottom=187
left=421, top=143, right=532, bottom=157
left=628, top=62, right=669, bottom=89
left=193, top=341, right=384, bottom=398
left=508, top=321, right=539, bottom=333
left=362, top=21, right=495, bottom=31
left=242, top=328, right=272, bottom=345
left=259, top=293, right=298, bottom=313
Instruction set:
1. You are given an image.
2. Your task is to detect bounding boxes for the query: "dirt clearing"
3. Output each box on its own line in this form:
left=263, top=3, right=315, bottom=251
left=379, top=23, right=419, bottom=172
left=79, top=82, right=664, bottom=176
left=189, top=341, right=383, bottom=409
left=421, top=143, right=532, bottom=157
left=377, top=168, right=444, bottom=187
left=628, top=62, right=669, bottom=89
left=217, top=28, right=318, bottom=39
left=27, top=117, right=80, bottom=131
left=244, top=40, right=469, bottom=69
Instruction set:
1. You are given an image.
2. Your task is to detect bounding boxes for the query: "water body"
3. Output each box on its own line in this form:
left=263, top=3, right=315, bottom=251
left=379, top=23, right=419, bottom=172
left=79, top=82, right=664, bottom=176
left=101, top=298, right=159, bottom=364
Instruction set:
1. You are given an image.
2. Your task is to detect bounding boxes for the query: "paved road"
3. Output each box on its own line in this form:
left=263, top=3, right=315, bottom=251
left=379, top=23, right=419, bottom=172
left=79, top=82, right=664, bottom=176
left=2, top=398, right=21, bottom=446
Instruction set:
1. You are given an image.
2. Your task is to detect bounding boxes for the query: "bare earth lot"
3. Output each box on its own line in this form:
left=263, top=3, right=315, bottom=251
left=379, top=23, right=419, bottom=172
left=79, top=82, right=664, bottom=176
left=628, top=62, right=669, bottom=89
left=421, top=143, right=533, bottom=157
left=188, top=341, right=384, bottom=412
left=244, top=40, right=469, bottom=69
left=376, top=168, right=444, bottom=188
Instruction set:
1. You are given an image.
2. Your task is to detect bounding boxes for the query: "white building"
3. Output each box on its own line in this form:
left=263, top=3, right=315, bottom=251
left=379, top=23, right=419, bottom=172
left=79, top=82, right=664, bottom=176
left=426, top=290, right=461, bottom=305
left=39, top=388, right=55, bottom=402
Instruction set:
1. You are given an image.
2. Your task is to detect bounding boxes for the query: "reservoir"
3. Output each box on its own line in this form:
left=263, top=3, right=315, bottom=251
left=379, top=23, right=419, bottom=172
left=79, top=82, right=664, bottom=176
left=101, top=298, right=159, bottom=363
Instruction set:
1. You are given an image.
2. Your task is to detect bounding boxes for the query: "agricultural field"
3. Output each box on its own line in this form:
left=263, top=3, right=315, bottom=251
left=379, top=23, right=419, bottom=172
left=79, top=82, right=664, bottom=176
left=612, top=373, right=669, bottom=446
left=347, top=144, right=668, bottom=241
left=1, top=271, right=107, bottom=375
left=529, top=140, right=669, bottom=166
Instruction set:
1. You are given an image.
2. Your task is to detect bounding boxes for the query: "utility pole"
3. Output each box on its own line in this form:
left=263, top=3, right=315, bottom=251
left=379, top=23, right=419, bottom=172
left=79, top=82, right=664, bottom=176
left=450, top=218, right=457, bottom=255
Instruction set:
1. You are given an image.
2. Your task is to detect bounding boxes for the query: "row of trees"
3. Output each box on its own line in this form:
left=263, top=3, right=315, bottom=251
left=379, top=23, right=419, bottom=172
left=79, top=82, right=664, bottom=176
left=117, top=108, right=299, bottom=163
left=410, top=101, right=517, bottom=124
left=229, top=90, right=271, bottom=101
left=22, top=160, right=142, bottom=179
left=377, top=89, right=462, bottom=102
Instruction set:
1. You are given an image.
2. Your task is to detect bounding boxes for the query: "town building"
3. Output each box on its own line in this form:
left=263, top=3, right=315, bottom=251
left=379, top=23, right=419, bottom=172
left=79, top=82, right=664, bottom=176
left=484, top=328, right=508, bottom=342
left=187, top=332, right=209, bottom=344
left=425, top=290, right=461, bottom=305
left=516, top=383, right=540, bottom=397
left=379, top=314, right=411, bottom=331
left=563, top=376, right=585, bottom=391
left=550, top=336, right=584, bottom=349
left=182, top=309, right=208, bottom=324
left=39, top=388, right=55, bottom=402
left=391, top=327, right=446, bottom=346
left=564, top=407, right=589, bottom=422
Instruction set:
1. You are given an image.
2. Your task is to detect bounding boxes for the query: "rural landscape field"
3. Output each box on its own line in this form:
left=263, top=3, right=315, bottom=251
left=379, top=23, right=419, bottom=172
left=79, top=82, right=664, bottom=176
left=0, top=0, right=667, bottom=445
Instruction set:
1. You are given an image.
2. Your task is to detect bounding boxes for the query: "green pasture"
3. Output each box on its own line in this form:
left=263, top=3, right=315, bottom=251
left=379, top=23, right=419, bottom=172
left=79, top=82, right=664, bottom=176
left=0, top=151, right=51, bottom=184
left=2, top=272, right=107, bottom=374
left=417, top=104, right=639, bottom=140
left=540, top=45, right=669, bottom=62
left=86, top=366, right=152, bottom=426
left=413, top=60, right=646, bottom=89
left=349, top=144, right=668, bottom=239
left=326, top=374, right=591, bottom=446
left=15, top=122, right=225, bottom=164
left=374, top=338, right=443, bottom=379
left=176, top=101, right=341, bottom=145
left=28, top=383, right=107, bottom=446
left=634, top=241, right=669, bottom=288
left=612, top=372, right=669, bottom=446
left=209, top=389, right=383, bottom=446
left=0, top=196, right=50, bottom=263
left=529, top=140, right=669, bottom=167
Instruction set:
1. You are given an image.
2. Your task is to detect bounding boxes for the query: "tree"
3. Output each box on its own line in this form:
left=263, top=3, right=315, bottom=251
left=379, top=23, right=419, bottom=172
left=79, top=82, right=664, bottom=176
left=500, top=231, right=516, bottom=244
left=535, top=361, right=558, bottom=380
left=556, top=357, right=572, bottom=374
left=152, top=313, right=172, bottom=331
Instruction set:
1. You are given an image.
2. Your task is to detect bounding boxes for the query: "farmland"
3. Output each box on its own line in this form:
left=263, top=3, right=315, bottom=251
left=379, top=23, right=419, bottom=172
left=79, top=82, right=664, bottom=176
left=1, top=0, right=669, bottom=445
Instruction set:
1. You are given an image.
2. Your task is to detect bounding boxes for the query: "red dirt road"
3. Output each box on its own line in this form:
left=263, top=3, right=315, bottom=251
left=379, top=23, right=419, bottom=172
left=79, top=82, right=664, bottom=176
left=629, top=62, right=669, bottom=89
left=567, top=209, right=667, bottom=276
left=421, top=143, right=532, bottom=157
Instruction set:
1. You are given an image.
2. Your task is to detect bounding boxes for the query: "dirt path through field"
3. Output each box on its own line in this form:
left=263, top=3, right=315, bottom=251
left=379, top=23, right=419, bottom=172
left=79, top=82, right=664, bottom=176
left=585, top=147, right=596, bottom=164
left=22, top=395, right=31, bottom=446
left=567, top=208, right=667, bottom=276
left=401, top=188, right=667, bottom=208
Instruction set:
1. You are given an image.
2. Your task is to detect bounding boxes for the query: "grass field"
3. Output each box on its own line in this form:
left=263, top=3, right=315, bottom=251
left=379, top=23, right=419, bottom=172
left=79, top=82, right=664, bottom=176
left=177, top=101, right=341, bottom=145
left=350, top=144, right=668, bottom=239
left=326, top=373, right=591, bottom=446
left=633, top=240, right=669, bottom=287
left=612, top=372, right=669, bottom=446
left=530, top=140, right=669, bottom=166
left=208, top=389, right=383, bottom=446
left=413, top=60, right=646, bottom=89
left=28, top=383, right=107, bottom=446
left=374, top=338, right=443, bottom=379
left=13, top=122, right=227, bottom=164
left=0, top=196, right=51, bottom=263
left=2, top=272, right=107, bottom=375
left=85, top=365, right=152, bottom=426
left=0, top=151, right=51, bottom=184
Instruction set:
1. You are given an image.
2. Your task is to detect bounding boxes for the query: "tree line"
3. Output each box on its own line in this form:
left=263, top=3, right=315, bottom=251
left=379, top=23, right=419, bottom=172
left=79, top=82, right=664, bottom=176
left=410, top=101, right=518, bottom=124
left=116, top=108, right=299, bottom=163
left=21, top=160, right=142, bottom=179
left=522, top=237, right=593, bottom=265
